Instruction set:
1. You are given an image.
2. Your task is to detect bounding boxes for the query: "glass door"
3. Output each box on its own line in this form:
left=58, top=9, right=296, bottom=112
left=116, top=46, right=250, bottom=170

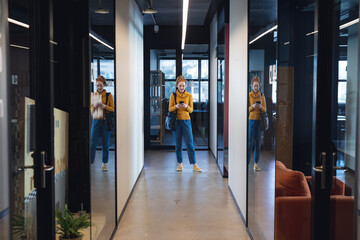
left=8, top=0, right=56, bottom=239
left=275, top=0, right=358, bottom=239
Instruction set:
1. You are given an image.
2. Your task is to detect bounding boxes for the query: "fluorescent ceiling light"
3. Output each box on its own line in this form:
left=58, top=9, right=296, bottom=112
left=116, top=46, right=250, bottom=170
left=89, top=33, right=114, bottom=50
left=306, top=30, right=318, bottom=36
left=306, top=18, right=359, bottom=36
left=10, top=44, right=29, bottom=50
left=249, top=25, right=277, bottom=45
left=143, top=8, right=157, bottom=14
left=181, top=0, right=189, bottom=50
left=8, top=18, right=29, bottom=28
left=340, top=18, right=359, bottom=30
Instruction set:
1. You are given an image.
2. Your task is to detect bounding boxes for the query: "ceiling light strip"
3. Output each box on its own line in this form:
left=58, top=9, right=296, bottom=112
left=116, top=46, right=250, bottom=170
left=306, top=30, right=318, bottom=36
left=89, top=33, right=114, bottom=50
left=8, top=18, right=29, bottom=28
left=306, top=18, right=359, bottom=36
left=340, top=18, right=359, bottom=30
left=249, top=25, right=277, bottom=45
left=10, top=44, right=30, bottom=50
left=181, top=0, right=190, bottom=50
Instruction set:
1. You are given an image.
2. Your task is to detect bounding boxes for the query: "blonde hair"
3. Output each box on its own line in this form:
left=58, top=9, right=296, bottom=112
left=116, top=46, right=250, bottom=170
left=96, top=75, right=107, bottom=86
left=251, top=76, right=260, bottom=85
left=175, top=75, right=187, bottom=86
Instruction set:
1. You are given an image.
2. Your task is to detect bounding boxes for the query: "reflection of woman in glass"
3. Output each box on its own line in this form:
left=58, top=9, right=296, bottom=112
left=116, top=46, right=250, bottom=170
left=169, top=75, right=202, bottom=172
left=90, top=76, right=114, bottom=171
left=248, top=76, right=266, bottom=171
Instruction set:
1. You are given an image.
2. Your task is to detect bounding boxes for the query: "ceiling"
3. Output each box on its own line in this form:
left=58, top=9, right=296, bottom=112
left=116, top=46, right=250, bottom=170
left=90, top=0, right=213, bottom=26
left=142, top=0, right=212, bottom=25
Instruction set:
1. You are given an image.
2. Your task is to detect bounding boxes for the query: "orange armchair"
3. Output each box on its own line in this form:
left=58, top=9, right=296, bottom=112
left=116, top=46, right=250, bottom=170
left=275, top=161, right=354, bottom=240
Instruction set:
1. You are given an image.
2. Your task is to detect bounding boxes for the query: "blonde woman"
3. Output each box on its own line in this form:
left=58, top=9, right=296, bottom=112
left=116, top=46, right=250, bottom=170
left=169, top=75, right=202, bottom=172
left=248, top=76, right=266, bottom=171
left=90, top=75, right=114, bottom=171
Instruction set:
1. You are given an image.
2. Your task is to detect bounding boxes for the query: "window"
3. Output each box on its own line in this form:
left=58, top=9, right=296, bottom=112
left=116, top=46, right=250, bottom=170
left=201, top=60, right=209, bottom=79
left=187, top=81, right=199, bottom=102
left=160, top=60, right=176, bottom=79
left=165, top=81, right=176, bottom=99
left=200, top=81, right=209, bottom=102
left=182, top=60, right=198, bottom=79
left=100, top=59, right=114, bottom=80
left=338, top=81, right=347, bottom=104
left=338, top=61, right=347, bottom=80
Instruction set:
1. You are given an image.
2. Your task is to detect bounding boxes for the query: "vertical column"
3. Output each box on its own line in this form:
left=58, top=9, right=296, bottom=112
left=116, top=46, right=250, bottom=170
left=0, top=0, right=10, bottom=238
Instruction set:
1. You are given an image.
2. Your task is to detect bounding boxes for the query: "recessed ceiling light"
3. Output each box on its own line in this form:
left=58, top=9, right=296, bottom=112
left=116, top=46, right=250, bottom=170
left=143, top=0, right=157, bottom=14
left=94, top=8, right=109, bottom=14
left=94, top=0, right=109, bottom=14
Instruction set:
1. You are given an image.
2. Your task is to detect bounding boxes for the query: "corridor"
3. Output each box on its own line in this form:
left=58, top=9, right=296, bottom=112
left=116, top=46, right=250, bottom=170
left=113, top=151, right=250, bottom=240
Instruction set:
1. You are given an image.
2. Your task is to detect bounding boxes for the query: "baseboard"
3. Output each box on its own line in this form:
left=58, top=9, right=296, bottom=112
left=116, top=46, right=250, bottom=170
left=110, top=165, right=145, bottom=239
left=0, top=208, right=9, bottom=219
left=228, top=186, right=254, bottom=240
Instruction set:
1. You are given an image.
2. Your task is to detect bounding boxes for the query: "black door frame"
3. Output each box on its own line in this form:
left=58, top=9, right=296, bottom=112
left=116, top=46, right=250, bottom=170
left=30, top=0, right=55, bottom=238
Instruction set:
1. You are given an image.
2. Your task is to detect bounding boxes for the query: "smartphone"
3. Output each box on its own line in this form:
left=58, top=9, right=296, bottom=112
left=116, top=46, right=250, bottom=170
left=256, top=101, right=261, bottom=104
left=179, top=101, right=184, bottom=104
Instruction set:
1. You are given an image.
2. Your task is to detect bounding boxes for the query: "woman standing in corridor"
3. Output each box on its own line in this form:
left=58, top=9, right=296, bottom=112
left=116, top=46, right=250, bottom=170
left=90, top=75, right=114, bottom=171
left=169, top=75, right=202, bottom=172
left=248, top=76, right=266, bottom=171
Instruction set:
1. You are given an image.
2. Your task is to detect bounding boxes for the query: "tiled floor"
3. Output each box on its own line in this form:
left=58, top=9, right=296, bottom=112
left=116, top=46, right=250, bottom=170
left=112, top=150, right=250, bottom=240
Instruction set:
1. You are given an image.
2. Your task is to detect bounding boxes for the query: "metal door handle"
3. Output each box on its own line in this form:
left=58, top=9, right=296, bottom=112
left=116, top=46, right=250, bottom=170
left=41, top=151, right=53, bottom=188
left=21, top=151, right=53, bottom=188
left=313, top=152, right=326, bottom=189
left=332, top=152, right=347, bottom=171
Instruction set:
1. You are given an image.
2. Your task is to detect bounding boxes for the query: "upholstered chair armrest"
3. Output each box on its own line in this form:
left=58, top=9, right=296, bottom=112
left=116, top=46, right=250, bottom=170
left=330, top=195, right=354, bottom=240
left=275, top=196, right=311, bottom=240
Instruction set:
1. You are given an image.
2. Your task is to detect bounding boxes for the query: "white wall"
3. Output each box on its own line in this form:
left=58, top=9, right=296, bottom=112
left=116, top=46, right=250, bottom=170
left=210, top=15, right=218, bottom=158
left=228, top=0, right=248, bottom=220
left=115, top=0, right=144, bottom=219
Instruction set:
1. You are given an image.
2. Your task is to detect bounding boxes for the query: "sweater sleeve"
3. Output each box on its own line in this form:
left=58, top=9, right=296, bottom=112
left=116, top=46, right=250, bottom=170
left=105, top=93, right=115, bottom=112
left=249, top=93, right=254, bottom=112
left=169, top=93, right=177, bottom=112
left=185, top=94, right=193, bottom=113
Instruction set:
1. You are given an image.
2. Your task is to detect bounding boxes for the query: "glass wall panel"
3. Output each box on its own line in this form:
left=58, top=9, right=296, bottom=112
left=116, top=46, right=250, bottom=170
left=90, top=0, right=116, bottom=238
left=150, top=49, right=176, bottom=146
left=247, top=0, right=277, bottom=239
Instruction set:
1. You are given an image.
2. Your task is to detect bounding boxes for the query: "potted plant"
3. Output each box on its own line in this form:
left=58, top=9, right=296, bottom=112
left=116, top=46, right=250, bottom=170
left=55, top=204, right=90, bottom=240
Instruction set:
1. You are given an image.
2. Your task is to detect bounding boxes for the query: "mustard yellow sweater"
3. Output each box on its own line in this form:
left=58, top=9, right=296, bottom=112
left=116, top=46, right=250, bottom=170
left=91, top=90, right=115, bottom=120
left=169, top=90, right=193, bottom=120
left=248, top=91, right=266, bottom=120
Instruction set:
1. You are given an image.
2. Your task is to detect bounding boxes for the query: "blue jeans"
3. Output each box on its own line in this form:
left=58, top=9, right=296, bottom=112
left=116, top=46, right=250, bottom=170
left=173, top=120, right=196, bottom=164
left=248, top=120, right=262, bottom=164
left=90, top=119, right=109, bottom=164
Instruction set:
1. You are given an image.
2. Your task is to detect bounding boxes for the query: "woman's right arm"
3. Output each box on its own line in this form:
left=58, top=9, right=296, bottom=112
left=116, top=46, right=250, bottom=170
left=248, top=94, right=254, bottom=112
left=169, top=94, right=177, bottom=112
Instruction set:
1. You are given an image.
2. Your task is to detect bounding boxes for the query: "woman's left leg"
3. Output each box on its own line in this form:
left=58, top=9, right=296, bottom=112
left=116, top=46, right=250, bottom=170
left=253, top=120, right=262, bottom=164
left=100, top=121, right=109, bottom=164
left=183, top=120, right=196, bottom=165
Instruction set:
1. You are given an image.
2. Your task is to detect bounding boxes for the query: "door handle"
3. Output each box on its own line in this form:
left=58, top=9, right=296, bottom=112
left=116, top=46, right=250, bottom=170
left=312, top=152, right=326, bottom=189
left=41, top=151, right=53, bottom=188
left=17, top=151, right=53, bottom=188
left=332, top=152, right=347, bottom=171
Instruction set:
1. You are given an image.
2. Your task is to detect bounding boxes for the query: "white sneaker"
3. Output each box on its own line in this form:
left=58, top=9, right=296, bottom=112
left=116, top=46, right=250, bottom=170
left=102, top=163, right=108, bottom=171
